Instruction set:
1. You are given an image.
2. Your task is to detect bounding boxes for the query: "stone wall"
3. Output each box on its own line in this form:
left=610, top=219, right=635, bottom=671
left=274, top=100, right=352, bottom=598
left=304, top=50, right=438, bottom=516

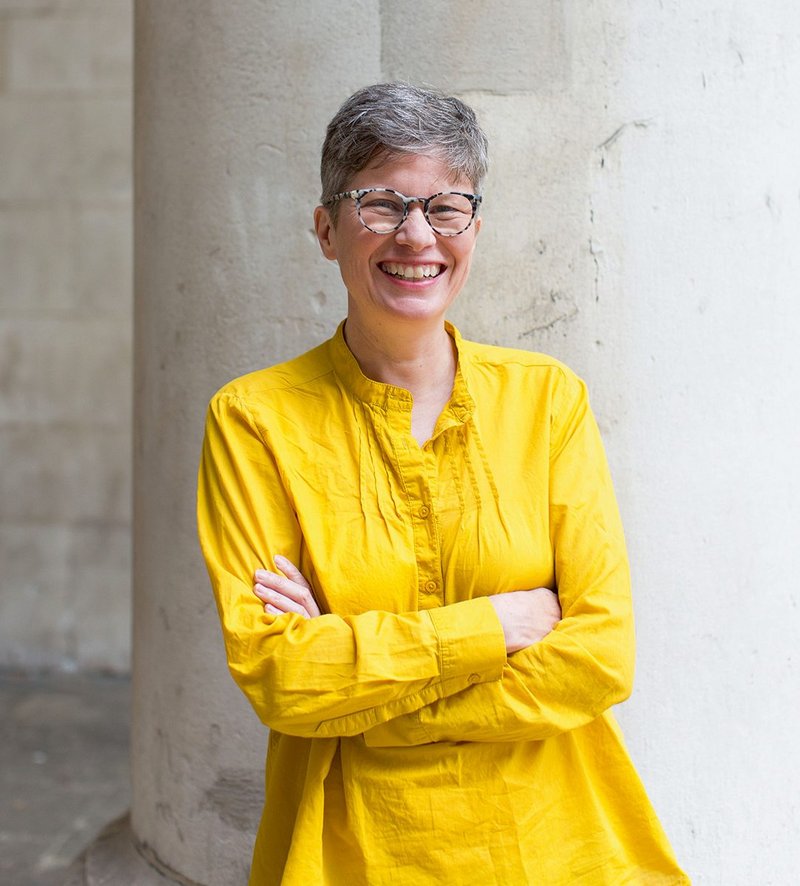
left=0, top=0, right=132, bottom=672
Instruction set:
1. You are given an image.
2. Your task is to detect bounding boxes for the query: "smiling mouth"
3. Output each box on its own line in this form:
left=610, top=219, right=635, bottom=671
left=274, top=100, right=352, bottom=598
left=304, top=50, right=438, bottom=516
left=380, top=262, right=444, bottom=280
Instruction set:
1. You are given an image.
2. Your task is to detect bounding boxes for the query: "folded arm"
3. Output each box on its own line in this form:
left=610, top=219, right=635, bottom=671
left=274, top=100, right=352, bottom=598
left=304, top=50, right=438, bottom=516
left=363, top=370, right=635, bottom=746
left=198, top=391, right=508, bottom=738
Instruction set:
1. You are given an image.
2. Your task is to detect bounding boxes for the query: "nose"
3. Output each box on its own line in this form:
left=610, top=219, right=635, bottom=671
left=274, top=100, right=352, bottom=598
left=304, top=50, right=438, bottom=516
left=394, top=204, right=437, bottom=250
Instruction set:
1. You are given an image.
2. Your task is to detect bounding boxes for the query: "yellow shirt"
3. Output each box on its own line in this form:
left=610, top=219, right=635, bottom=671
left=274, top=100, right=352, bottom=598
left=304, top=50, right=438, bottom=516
left=197, top=322, right=689, bottom=886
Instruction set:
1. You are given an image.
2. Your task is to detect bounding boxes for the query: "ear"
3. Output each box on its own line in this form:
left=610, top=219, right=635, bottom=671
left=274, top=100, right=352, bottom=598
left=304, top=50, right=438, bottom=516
left=473, top=215, right=482, bottom=237
left=314, top=205, right=338, bottom=261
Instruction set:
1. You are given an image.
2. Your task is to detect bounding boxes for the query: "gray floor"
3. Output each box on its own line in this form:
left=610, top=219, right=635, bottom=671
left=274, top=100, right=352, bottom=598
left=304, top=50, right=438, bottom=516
left=0, top=671, right=131, bottom=886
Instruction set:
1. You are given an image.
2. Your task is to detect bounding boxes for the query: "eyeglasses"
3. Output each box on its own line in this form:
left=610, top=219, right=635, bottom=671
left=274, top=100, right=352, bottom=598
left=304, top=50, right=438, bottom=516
left=327, top=188, right=482, bottom=237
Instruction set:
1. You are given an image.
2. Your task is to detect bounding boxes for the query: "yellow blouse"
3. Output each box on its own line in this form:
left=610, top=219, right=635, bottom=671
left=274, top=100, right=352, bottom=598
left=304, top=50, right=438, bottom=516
left=197, top=322, right=688, bottom=885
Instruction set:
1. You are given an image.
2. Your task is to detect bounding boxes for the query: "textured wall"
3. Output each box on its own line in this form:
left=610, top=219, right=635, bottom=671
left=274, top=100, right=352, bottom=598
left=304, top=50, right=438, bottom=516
left=0, top=0, right=132, bottom=672
left=586, top=7, right=800, bottom=882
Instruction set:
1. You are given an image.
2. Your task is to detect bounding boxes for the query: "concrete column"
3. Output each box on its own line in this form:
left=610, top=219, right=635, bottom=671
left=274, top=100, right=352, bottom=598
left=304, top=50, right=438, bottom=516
left=73, top=2, right=800, bottom=883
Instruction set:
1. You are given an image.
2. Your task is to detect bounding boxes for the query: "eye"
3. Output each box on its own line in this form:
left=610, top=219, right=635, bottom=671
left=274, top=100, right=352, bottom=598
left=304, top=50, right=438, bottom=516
left=359, top=191, right=404, bottom=216
left=428, top=194, right=472, bottom=219
left=428, top=204, right=461, bottom=219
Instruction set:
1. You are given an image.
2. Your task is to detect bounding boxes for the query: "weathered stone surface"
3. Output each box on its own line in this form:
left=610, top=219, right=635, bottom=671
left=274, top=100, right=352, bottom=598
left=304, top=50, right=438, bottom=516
left=0, top=205, right=73, bottom=314
left=0, top=524, right=131, bottom=671
left=0, top=0, right=132, bottom=681
left=72, top=205, right=133, bottom=316
left=0, top=97, right=130, bottom=200
left=0, top=204, right=131, bottom=317
left=0, top=20, right=7, bottom=94
left=0, top=425, right=130, bottom=523
left=0, top=319, right=131, bottom=424
left=0, top=0, right=128, bottom=12
left=381, top=0, right=569, bottom=94
left=8, top=13, right=131, bottom=92
left=65, top=815, right=182, bottom=886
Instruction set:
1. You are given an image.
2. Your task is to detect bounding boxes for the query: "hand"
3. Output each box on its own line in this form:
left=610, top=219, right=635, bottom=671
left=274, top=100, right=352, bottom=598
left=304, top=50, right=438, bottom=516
left=253, top=555, right=321, bottom=619
left=488, top=588, right=561, bottom=654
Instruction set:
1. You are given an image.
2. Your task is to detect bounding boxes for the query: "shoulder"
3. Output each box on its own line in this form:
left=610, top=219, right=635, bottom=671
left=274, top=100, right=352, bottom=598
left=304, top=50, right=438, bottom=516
left=210, top=338, right=336, bottom=409
left=458, top=336, right=585, bottom=401
left=454, top=334, right=594, bottom=442
left=459, top=336, right=571, bottom=374
left=203, top=337, right=343, bottom=449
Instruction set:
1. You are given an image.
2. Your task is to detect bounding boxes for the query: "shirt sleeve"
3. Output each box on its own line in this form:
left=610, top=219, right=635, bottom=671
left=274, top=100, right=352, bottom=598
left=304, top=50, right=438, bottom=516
left=363, top=370, right=635, bottom=746
left=197, top=390, right=507, bottom=738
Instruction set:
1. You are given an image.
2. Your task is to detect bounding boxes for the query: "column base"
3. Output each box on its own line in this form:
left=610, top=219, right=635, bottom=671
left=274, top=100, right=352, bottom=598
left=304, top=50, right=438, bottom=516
left=64, top=813, right=202, bottom=886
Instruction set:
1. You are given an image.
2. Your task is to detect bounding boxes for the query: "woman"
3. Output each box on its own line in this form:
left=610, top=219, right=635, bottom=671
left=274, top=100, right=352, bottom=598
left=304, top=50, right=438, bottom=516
left=198, top=83, right=688, bottom=885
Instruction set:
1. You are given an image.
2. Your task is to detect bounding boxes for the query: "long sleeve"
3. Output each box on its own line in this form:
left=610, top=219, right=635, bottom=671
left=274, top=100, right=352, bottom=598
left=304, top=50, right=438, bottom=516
left=363, top=370, right=634, bottom=746
left=197, top=389, right=507, bottom=738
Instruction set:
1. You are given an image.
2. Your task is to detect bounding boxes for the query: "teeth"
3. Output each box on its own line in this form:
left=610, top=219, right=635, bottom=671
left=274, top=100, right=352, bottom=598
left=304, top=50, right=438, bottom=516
left=382, top=262, right=441, bottom=279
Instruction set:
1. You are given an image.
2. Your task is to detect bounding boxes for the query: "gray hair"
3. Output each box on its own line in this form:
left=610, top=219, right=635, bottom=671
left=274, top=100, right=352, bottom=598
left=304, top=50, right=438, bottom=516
left=320, top=82, right=488, bottom=220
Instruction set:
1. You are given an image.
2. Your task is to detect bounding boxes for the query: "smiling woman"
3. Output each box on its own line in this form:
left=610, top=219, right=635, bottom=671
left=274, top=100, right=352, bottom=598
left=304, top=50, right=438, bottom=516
left=197, top=83, right=689, bottom=885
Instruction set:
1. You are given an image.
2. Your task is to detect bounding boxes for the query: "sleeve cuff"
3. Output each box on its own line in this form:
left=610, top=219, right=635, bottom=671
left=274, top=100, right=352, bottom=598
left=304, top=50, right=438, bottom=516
left=427, top=596, right=507, bottom=686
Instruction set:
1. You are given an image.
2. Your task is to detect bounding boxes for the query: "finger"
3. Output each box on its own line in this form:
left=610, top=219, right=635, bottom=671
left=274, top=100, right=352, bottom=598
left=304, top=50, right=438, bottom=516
left=254, top=570, right=305, bottom=601
left=255, top=568, right=320, bottom=618
left=264, top=602, right=308, bottom=619
left=254, top=583, right=310, bottom=619
left=275, top=557, right=321, bottom=617
left=274, top=555, right=311, bottom=589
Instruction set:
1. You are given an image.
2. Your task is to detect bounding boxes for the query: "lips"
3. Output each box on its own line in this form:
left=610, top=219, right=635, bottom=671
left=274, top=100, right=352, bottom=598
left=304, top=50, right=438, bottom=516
left=379, top=262, right=444, bottom=280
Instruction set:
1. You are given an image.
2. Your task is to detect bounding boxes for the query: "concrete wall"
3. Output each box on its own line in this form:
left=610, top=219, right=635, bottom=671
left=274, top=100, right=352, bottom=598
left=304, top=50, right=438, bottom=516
left=0, top=0, right=132, bottom=672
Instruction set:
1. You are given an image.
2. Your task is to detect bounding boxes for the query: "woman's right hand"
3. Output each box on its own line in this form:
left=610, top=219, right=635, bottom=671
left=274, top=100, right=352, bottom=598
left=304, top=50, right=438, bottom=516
left=488, top=588, right=561, bottom=654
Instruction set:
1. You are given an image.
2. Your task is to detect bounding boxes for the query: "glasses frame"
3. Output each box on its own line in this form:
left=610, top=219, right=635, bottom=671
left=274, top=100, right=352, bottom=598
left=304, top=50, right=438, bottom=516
left=327, top=187, right=482, bottom=237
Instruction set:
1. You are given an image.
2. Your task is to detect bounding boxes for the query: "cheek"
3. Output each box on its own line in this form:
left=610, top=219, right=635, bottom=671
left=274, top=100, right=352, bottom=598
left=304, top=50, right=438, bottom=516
left=454, top=245, right=476, bottom=275
left=337, top=250, right=375, bottom=289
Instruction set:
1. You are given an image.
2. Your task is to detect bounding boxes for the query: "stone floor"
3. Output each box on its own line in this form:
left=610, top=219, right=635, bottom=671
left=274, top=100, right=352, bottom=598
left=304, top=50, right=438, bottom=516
left=0, top=671, right=131, bottom=886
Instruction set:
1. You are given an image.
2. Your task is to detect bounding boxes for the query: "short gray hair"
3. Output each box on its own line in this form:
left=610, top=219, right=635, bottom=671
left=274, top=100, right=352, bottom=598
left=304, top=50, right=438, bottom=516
left=320, top=82, right=488, bottom=219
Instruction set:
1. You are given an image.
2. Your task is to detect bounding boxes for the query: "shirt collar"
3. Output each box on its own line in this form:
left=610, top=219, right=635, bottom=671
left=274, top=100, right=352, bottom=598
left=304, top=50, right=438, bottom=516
left=327, top=320, right=475, bottom=426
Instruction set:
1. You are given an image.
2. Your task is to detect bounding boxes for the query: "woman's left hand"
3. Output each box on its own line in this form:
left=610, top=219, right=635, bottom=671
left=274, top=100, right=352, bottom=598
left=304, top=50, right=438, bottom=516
left=253, top=555, right=321, bottom=619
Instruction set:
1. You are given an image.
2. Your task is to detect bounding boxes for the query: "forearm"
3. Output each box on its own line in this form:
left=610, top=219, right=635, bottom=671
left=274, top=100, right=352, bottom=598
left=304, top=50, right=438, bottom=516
left=363, top=600, right=633, bottom=746
left=214, top=568, right=507, bottom=737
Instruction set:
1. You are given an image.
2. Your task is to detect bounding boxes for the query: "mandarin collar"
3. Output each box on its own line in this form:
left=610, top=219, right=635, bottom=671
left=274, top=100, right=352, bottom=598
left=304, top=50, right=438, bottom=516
left=327, top=320, right=475, bottom=423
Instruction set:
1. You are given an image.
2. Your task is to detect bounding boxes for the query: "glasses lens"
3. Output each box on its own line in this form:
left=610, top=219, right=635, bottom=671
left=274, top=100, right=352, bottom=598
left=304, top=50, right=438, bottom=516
left=358, top=190, right=405, bottom=233
left=427, top=193, right=475, bottom=235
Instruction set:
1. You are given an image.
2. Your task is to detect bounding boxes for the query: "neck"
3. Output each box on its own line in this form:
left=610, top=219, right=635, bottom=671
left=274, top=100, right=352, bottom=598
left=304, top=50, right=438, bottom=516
left=343, top=315, right=456, bottom=397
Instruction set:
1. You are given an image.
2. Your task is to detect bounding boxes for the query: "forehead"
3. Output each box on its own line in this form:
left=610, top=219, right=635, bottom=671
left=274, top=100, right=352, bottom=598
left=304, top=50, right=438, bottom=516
left=349, top=152, right=472, bottom=194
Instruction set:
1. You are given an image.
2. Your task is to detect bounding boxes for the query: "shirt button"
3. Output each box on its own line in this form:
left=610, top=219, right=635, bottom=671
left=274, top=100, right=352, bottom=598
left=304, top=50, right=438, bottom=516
left=424, top=580, right=437, bottom=592
left=468, top=673, right=481, bottom=684
left=418, top=505, right=430, bottom=518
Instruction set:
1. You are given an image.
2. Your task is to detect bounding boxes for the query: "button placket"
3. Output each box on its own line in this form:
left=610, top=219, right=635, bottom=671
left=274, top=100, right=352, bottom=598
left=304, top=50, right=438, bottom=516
left=398, top=446, right=442, bottom=609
